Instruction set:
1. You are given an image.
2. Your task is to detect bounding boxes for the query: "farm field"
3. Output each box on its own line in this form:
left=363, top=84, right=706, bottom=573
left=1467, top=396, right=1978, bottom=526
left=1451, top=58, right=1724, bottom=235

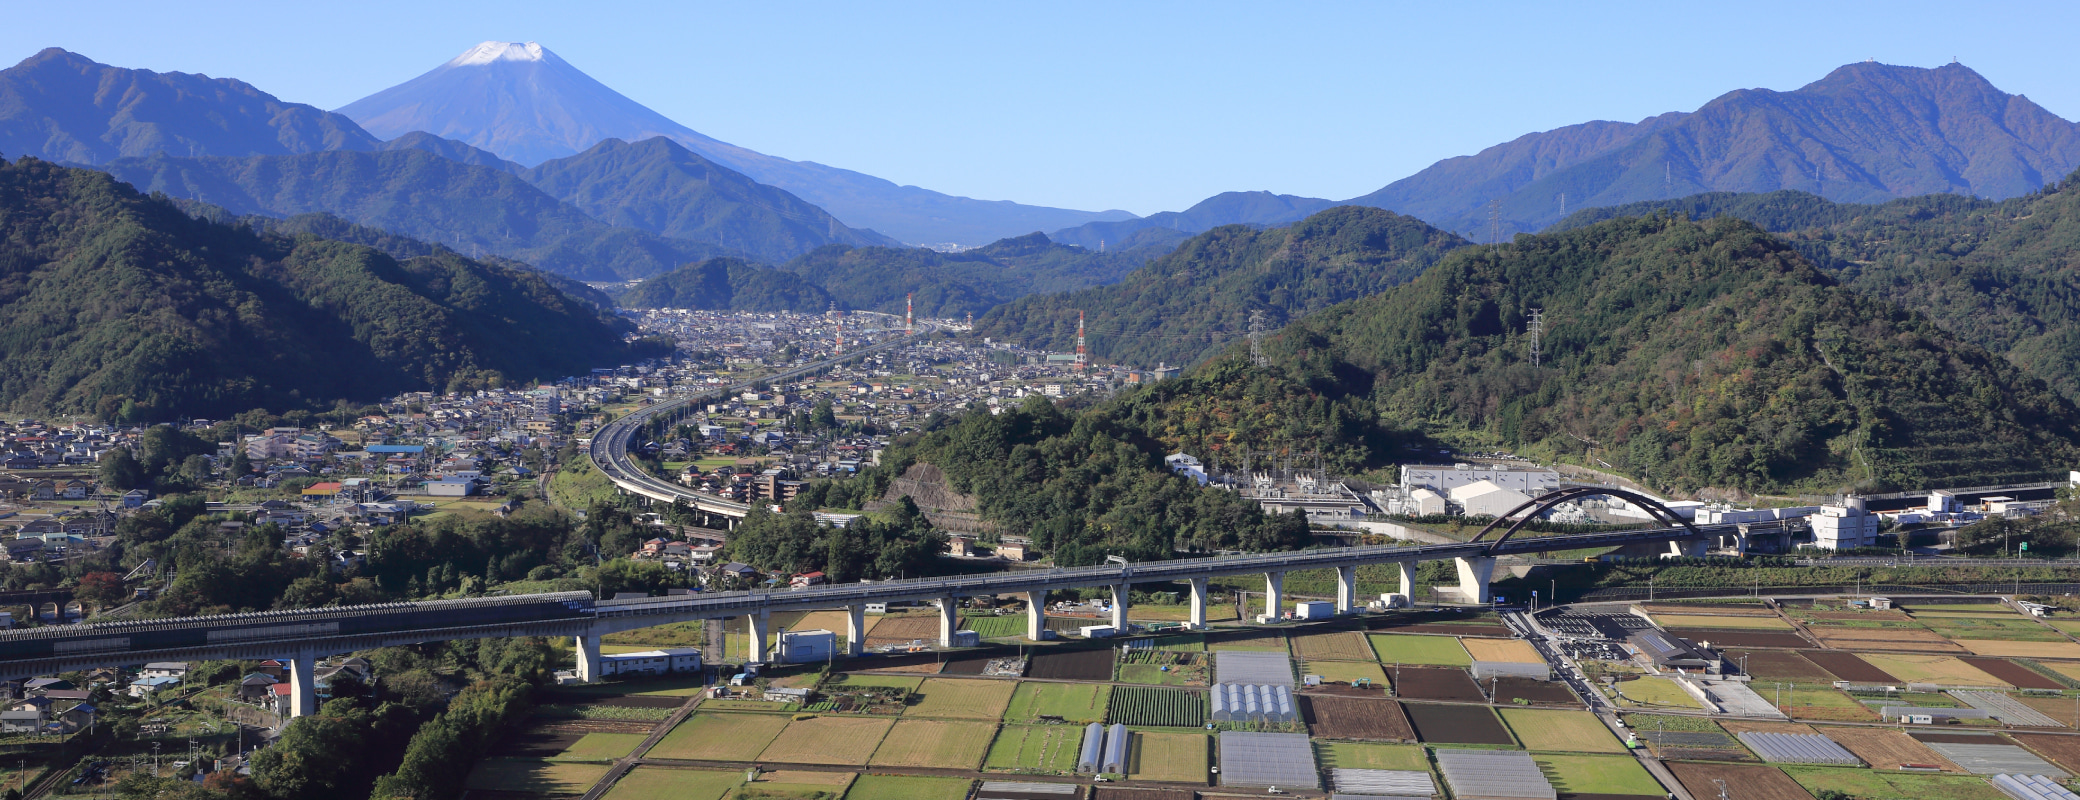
left=1029, top=648, right=1116, bottom=681
left=844, top=775, right=973, bottom=800
left=603, top=767, right=746, bottom=800
left=1499, top=708, right=1625, bottom=753
left=796, top=610, right=875, bottom=637
left=1536, top=754, right=1664, bottom=796
left=1821, top=726, right=1964, bottom=771
left=1642, top=603, right=1777, bottom=616
left=759, top=716, right=896, bottom=765
left=1654, top=613, right=1794, bottom=629
left=1127, top=732, right=1210, bottom=783
left=1304, top=660, right=1389, bottom=686
left=2009, top=733, right=2080, bottom=774
left=1726, top=650, right=1836, bottom=681
left=1959, top=658, right=2064, bottom=690
left=1370, top=633, right=1471, bottom=666
left=1293, top=631, right=1376, bottom=661
left=1781, top=766, right=2006, bottom=800
left=1391, top=666, right=1485, bottom=702
left=1007, top=682, right=1110, bottom=723
left=1118, top=663, right=1205, bottom=686
left=1491, top=677, right=1577, bottom=705
left=1748, top=682, right=1877, bottom=721
left=1613, top=677, right=1701, bottom=709
left=1315, top=741, right=1430, bottom=771
left=1801, top=652, right=1896, bottom=683
left=961, top=614, right=1027, bottom=639
left=1855, top=654, right=2009, bottom=687
left=737, top=770, right=856, bottom=798
left=1953, top=640, right=2080, bottom=659
left=1669, top=629, right=1811, bottom=648
left=465, top=760, right=610, bottom=794
left=1811, top=627, right=1966, bottom=652
left=1404, top=702, right=1514, bottom=745
left=1461, top=638, right=1544, bottom=663
left=1667, top=763, right=1814, bottom=800
left=554, top=732, right=647, bottom=761
left=1300, top=696, right=1414, bottom=741
left=1109, top=686, right=1206, bottom=727
left=1206, top=630, right=1287, bottom=652
left=864, top=614, right=942, bottom=648
left=869, top=719, right=996, bottom=769
left=984, top=724, right=1082, bottom=774
left=832, top=674, right=923, bottom=690
left=650, top=713, right=789, bottom=761
left=906, top=678, right=1017, bottom=719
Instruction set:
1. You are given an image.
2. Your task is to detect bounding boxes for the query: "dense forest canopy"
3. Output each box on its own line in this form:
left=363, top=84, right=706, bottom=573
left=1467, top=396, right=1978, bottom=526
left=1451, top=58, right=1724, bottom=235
left=0, top=156, right=647, bottom=417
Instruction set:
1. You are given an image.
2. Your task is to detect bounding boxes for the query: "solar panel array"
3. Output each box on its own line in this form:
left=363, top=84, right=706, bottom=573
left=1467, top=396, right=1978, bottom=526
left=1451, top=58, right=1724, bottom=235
left=1927, top=743, right=2069, bottom=778
left=1435, top=749, right=1556, bottom=800
left=1735, top=732, right=1862, bottom=765
left=1216, top=650, right=1296, bottom=686
left=1332, top=767, right=1437, bottom=796
left=1993, top=773, right=2080, bottom=800
left=1951, top=692, right=2069, bottom=728
left=1218, top=731, right=1319, bottom=788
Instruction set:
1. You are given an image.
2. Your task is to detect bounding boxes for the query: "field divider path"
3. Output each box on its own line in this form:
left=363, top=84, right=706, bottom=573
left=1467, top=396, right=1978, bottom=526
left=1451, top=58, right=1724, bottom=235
left=578, top=693, right=704, bottom=800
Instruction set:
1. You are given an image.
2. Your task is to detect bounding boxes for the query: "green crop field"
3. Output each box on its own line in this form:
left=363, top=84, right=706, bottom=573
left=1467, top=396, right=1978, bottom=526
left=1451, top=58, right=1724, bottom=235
left=1783, top=767, right=2007, bottom=800
left=984, top=724, right=1083, bottom=774
left=962, top=614, right=1027, bottom=639
left=1139, top=634, right=1207, bottom=651
left=554, top=732, right=647, bottom=761
left=1499, top=708, right=1625, bottom=753
left=1369, top=634, right=1471, bottom=666
left=1612, top=677, right=1701, bottom=709
left=650, top=713, right=790, bottom=761
left=1535, top=755, right=1664, bottom=795
left=466, top=761, right=609, bottom=794
left=844, top=775, right=973, bottom=800
left=907, top=678, right=1017, bottom=719
left=869, top=719, right=996, bottom=769
left=1107, top=686, right=1206, bottom=727
left=604, top=767, right=746, bottom=800
left=1304, top=660, right=1390, bottom=686
left=1007, top=682, right=1111, bottom=723
left=1316, top=741, right=1431, bottom=771
left=1127, top=732, right=1210, bottom=782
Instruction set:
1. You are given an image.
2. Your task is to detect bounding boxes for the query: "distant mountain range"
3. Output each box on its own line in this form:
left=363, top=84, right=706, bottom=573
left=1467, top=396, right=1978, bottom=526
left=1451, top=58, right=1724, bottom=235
left=1048, top=191, right=1336, bottom=251
left=334, top=41, right=1133, bottom=245
left=1346, top=62, right=2080, bottom=240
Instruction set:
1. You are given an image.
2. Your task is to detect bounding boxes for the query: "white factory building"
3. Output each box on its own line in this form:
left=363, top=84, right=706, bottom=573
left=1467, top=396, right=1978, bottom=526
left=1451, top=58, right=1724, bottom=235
left=1399, top=463, right=1561, bottom=496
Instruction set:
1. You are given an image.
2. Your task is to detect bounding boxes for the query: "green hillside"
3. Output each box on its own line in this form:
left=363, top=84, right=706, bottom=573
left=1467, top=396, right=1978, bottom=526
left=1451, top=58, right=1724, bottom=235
left=619, top=257, right=833, bottom=312
left=0, top=156, right=645, bottom=418
left=777, top=233, right=1153, bottom=318
left=974, top=206, right=1468, bottom=367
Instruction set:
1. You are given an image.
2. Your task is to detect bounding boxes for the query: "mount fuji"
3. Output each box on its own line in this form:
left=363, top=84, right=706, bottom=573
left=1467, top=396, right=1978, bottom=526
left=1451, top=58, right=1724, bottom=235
left=337, top=41, right=1133, bottom=245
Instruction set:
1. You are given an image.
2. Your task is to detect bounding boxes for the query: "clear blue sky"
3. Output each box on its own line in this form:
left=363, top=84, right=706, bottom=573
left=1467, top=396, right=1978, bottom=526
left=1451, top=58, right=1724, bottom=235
left=7, top=1, right=2076, bottom=215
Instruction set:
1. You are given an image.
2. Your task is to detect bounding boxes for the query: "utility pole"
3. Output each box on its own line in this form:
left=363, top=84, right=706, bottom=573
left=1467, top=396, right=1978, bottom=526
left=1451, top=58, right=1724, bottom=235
left=1248, top=310, right=1269, bottom=368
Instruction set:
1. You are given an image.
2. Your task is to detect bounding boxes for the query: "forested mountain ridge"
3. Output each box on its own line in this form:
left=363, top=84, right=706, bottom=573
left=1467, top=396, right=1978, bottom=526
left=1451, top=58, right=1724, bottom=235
left=523, top=137, right=899, bottom=262
left=97, top=148, right=735, bottom=280
left=1220, top=213, right=2080, bottom=495
left=1551, top=172, right=2080, bottom=403
left=0, top=48, right=381, bottom=164
left=618, top=257, right=834, bottom=312
left=975, top=206, right=1470, bottom=368
left=1348, top=62, right=2080, bottom=241
left=0, top=156, right=645, bottom=418
left=775, top=233, right=1155, bottom=318
left=1048, top=190, right=1337, bottom=253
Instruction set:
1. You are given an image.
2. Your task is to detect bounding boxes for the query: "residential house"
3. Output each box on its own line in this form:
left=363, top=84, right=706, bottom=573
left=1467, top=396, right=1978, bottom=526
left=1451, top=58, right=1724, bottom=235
left=128, top=675, right=180, bottom=698
left=140, top=662, right=189, bottom=680
left=0, top=708, right=40, bottom=734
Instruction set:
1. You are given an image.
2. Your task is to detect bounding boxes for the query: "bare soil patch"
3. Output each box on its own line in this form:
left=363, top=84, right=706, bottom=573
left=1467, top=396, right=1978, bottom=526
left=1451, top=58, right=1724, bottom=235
left=1801, top=652, right=1896, bottom=683
left=1391, top=666, right=1485, bottom=702
left=1667, top=763, right=1814, bottom=800
left=1491, top=676, right=1578, bottom=705
left=854, top=652, right=946, bottom=674
left=864, top=614, right=943, bottom=648
left=1300, top=695, right=1414, bottom=741
left=1403, top=702, right=1513, bottom=745
left=2011, top=733, right=2080, bottom=774
left=1909, top=731, right=2013, bottom=745
left=1960, top=657, right=2064, bottom=690
left=1668, top=629, right=1811, bottom=648
left=1823, top=726, right=1965, bottom=771
left=1727, top=650, right=1836, bottom=681
left=1029, top=647, right=1115, bottom=681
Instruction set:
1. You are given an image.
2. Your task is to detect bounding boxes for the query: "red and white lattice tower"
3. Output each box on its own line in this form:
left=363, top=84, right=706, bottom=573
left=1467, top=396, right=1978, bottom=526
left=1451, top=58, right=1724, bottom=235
left=906, top=293, right=914, bottom=336
left=1075, top=310, right=1087, bottom=373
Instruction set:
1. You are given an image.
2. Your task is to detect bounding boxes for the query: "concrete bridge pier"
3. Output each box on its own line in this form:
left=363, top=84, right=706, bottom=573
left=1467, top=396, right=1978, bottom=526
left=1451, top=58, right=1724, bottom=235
left=747, top=610, right=770, bottom=664
left=846, top=605, right=866, bottom=657
left=1335, top=566, right=1358, bottom=614
left=1397, top=562, right=1416, bottom=605
left=1024, top=590, right=1049, bottom=640
left=288, top=648, right=318, bottom=718
left=1186, top=578, right=1209, bottom=629
left=1110, top=584, right=1129, bottom=630
left=575, top=630, right=603, bottom=683
left=1454, top=557, right=1495, bottom=604
left=1729, top=525, right=1751, bottom=556
left=1666, top=539, right=1708, bottom=558
left=937, top=596, right=957, bottom=647
left=1264, top=571, right=1285, bottom=620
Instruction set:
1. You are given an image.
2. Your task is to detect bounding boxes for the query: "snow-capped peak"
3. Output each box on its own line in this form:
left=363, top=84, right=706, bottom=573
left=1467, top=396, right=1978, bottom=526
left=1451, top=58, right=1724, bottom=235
left=448, top=41, right=551, bottom=67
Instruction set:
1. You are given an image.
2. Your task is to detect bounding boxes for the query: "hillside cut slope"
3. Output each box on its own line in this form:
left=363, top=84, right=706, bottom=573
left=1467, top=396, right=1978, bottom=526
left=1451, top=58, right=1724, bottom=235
left=0, top=156, right=643, bottom=417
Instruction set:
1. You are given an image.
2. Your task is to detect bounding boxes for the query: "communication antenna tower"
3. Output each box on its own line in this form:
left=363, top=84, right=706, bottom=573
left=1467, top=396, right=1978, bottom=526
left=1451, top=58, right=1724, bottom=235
left=965, top=311, right=973, bottom=329
left=1248, top=309, right=1269, bottom=368
left=829, top=301, right=843, bottom=355
left=1488, top=199, right=1502, bottom=245
left=1527, top=308, right=1545, bottom=366
left=1075, top=310, right=1088, bottom=373
left=905, top=293, right=914, bottom=336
